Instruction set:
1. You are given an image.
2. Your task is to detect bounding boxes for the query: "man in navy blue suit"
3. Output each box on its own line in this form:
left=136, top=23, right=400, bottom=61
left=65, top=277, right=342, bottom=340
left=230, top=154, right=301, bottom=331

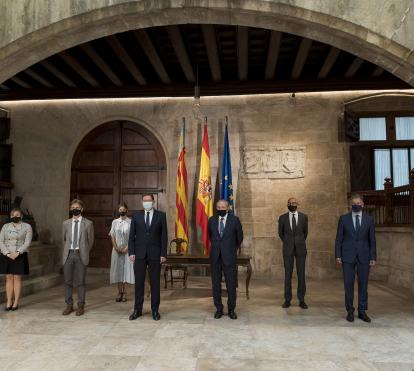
left=335, top=193, right=376, bottom=323
left=208, top=200, right=243, bottom=320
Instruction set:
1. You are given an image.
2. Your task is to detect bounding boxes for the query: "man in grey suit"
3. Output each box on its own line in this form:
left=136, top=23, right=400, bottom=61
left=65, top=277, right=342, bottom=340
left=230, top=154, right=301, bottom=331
left=278, top=197, right=309, bottom=309
left=62, top=199, right=94, bottom=316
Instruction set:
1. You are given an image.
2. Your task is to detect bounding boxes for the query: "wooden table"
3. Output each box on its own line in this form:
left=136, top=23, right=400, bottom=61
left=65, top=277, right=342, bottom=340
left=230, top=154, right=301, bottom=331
left=165, top=254, right=253, bottom=299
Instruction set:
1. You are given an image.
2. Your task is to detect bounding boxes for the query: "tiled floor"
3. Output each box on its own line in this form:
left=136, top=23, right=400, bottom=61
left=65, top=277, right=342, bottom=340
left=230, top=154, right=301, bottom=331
left=0, top=273, right=413, bottom=370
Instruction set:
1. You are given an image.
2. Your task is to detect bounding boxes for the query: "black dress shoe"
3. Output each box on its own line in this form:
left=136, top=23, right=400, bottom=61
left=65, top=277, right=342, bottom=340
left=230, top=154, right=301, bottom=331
left=5, top=306, right=12, bottom=311
left=129, top=310, right=142, bottom=320
left=11, top=306, right=18, bottom=311
left=346, top=311, right=354, bottom=322
left=228, top=311, right=237, bottom=320
left=299, top=301, right=308, bottom=309
left=358, top=312, right=371, bottom=323
left=214, top=310, right=223, bottom=319
left=282, top=301, right=291, bottom=308
left=152, top=311, right=161, bottom=321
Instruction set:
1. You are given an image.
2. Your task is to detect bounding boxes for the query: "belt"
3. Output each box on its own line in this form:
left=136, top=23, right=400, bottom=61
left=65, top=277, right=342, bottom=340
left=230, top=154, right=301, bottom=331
left=69, top=249, right=80, bottom=254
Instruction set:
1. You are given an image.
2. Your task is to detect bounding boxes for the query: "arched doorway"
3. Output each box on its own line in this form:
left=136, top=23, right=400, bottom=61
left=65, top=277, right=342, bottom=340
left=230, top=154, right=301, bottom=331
left=70, top=120, right=167, bottom=268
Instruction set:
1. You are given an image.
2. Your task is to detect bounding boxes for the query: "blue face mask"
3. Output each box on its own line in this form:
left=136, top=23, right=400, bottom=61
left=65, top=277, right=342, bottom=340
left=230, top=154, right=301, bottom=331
left=351, top=204, right=363, bottom=213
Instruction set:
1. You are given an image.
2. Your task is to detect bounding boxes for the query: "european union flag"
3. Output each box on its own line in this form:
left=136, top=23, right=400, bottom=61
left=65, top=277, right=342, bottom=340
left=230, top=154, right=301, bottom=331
left=220, top=120, right=234, bottom=214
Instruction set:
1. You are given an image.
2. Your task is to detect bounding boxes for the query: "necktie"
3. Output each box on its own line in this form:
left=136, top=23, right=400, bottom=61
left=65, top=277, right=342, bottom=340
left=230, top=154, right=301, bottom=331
left=292, top=214, right=297, bottom=233
left=355, top=214, right=361, bottom=232
left=145, top=211, right=150, bottom=230
left=219, top=217, right=225, bottom=237
left=73, top=220, right=79, bottom=249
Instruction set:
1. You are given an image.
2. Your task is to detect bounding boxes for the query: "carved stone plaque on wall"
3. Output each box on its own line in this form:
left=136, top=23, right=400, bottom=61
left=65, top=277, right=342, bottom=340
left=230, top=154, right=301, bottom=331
left=242, top=146, right=305, bottom=179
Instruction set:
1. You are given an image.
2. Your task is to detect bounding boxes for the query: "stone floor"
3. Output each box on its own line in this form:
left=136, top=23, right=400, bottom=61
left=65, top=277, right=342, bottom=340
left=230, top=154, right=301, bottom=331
left=0, top=273, right=414, bottom=371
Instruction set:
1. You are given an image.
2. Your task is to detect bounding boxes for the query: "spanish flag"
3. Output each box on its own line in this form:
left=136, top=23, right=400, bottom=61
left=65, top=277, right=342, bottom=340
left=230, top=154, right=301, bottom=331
left=175, top=119, right=189, bottom=250
left=196, top=120, right=213, bottom=255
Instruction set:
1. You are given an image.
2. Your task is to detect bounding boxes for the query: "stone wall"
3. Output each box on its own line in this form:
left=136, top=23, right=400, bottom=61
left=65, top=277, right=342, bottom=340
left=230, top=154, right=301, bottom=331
left=0, top=91, right=364, bottom=277
left=1, top=0, right=414, bottom=85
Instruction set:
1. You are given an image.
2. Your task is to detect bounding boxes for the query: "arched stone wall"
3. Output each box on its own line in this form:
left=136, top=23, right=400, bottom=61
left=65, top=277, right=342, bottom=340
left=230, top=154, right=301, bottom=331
left=0, top=1, right=414, bottom=85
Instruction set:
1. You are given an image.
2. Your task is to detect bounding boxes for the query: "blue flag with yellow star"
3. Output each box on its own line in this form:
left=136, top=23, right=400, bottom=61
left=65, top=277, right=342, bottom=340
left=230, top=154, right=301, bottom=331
left=220, top=121, right=234, bottom=214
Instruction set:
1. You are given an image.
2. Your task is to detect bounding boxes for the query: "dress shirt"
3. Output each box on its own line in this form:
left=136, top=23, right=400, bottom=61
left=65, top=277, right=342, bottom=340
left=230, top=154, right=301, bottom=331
left=218, top=213, right=228, bottom=233
left=144, top=208, right=154, bottom=226
left=70, top=216, right=82, bottom=250
left=289, top=211, right=299, bottom=230
left=352, top=211, right=363, bottom=230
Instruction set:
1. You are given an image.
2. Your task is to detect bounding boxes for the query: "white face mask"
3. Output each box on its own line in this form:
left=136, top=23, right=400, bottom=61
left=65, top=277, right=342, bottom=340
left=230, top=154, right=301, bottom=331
left=142, top=201, right=153, bottom=211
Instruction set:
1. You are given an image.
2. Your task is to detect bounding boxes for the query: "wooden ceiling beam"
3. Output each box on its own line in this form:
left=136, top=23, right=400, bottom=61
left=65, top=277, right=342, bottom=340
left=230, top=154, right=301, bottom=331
left=106, top=35, right=146, bottom=85
left=24, top=68, right=54, bottom=88
left=201, top=25, right=222, bottom=82
left=133, top=29, right=171, bottom=84
left=265, top=31, right=282, bottom=80
left=80, top=43, right=123, bottom=86
left=39, top=60, right=76, bottom=87
left=10, top=76, right=32, bottom=89
left=237, top=26, right=248, bottom=81
left=291, top=38, right=312, bottom=79
left=59, top=51, right=100, bottom=87
left=345, top=57, right=364, bottom=78
left=166, top=26, right=195, bottom=83
left=318, top=46, right=340, bottom=79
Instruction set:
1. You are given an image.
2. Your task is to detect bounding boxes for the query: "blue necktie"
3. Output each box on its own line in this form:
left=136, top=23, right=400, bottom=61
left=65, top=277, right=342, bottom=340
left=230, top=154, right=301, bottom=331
left=219, top=217, right=225, bottom=237
left=355, top=214, right=361, bottom=232
left=145, top=211, right=150, bottom=230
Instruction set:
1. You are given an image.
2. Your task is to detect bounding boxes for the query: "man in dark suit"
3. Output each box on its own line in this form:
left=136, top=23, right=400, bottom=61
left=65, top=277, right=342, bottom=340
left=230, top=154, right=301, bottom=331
left=278, top=197, right=309, bottom=309
left=335, top=193, right=376, bottom=323
left=128, top=194, right=168, bottom=321
left=208, top=200, right=243, bottom=319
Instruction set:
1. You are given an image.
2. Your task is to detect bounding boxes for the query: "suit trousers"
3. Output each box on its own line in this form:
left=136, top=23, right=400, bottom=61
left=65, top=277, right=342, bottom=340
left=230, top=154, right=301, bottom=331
left=283, top=246, right=306, bottom=302
left=134, top=256, right=161, bottom=312
left=64, top=250, right=87, bottom=306
left=342, top=261, right=370, bottom=313
left=211, top=256, right=237, bottom=312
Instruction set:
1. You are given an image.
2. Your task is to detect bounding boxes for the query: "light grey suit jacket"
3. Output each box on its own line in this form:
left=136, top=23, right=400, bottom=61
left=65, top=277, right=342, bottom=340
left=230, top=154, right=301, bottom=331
left=62, top=217, right=94, bottom=266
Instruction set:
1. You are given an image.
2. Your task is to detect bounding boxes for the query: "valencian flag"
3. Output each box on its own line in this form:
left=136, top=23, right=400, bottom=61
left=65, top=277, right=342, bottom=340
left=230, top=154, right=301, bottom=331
left=175, top=118, right=189, bottom=250
left=220, top=117, right=234, bottom=214
left=196, top=118, right=213, bottom=255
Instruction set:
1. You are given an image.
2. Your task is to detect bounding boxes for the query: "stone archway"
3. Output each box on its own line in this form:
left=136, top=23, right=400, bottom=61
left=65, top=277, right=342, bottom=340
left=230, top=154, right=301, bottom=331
left=0, top=0, right=414, bottom=86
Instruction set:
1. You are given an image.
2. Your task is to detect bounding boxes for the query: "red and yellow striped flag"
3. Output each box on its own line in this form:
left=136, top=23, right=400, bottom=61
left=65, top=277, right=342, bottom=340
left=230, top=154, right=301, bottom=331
left=175, top=120, right=189, bottom=250
left=196, top=122, right=213, bottom=255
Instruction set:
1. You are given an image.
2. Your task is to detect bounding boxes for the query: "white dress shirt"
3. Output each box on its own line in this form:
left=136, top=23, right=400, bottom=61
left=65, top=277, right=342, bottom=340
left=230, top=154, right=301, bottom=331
left=144, top=209, right=154, bottom=226
left=352, top=211, right=363, bottom=230
left=70, top=216, right=82, bottom=250
left=289, top=211, right=298, bottom=230
left=218, top=213, right=228, bottom=233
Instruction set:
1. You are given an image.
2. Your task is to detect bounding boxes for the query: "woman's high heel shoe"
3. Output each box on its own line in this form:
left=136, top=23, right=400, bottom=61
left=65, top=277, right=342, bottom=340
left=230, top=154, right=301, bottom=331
left=115, top=293, right=123, bottom=302
left=121, top=293, right=127, bottom=302
left=5, top=306, right=12, bottom=311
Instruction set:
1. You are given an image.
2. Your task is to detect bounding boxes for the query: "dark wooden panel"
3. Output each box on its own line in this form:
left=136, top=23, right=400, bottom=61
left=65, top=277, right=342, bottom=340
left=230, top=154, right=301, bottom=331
left=123, top=149, right=158, bottom=166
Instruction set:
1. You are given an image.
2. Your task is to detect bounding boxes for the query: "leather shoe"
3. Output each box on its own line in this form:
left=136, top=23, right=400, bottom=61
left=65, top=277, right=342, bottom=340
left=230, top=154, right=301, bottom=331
left=152, top=311, right=161, bottom=321
left=299, top=301, right=308, bottom=309
left=282, top=301, right=291, bottom=308
left=62, top=305, right=74, bottom=316
left=228, top=311, right=237, bottom=320
left=346, top=311, right=354, bottom=322
left=5, top=306, right=12, bottom=311
left=129, top=310, right=142, bottom=320
left=358, top=311, right=371, bottom=323
left=11, top=306, right=18, bottom=311
left=75, top=305, right=85, bottom=316
left=214, top=310, right=223, bottom=319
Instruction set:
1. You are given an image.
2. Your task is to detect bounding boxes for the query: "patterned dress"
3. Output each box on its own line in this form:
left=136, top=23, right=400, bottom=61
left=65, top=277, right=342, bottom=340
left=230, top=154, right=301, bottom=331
left=109, top=217, right=134, bottom=284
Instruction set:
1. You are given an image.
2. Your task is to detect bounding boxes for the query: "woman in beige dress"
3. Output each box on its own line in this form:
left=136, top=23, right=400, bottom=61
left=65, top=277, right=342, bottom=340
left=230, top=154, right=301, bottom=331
left=0, top=208, right=33, bottom=311
left=109, top=203, right=134, bottom=302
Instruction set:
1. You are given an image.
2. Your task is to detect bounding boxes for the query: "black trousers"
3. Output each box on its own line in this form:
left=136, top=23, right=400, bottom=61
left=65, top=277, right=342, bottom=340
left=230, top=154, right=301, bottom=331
left=342, top=261, right=370, bottom=313
left=211, top=257, right=237, bottom=312
left=283, top=247, right=306, bottom=302
left=133, top=256, right=161, bottom=312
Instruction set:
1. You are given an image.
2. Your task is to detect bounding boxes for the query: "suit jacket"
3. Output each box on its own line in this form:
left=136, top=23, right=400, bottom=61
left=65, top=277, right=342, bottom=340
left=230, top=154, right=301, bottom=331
left=278, top=212, right=308, bottom=256
left=62, top=217, right=94, bottom=266
left=128, top=210, right=168, bottom=260
left=335, top=212, right=376, bottom=264
left=208, top=214, right=243, bottom=265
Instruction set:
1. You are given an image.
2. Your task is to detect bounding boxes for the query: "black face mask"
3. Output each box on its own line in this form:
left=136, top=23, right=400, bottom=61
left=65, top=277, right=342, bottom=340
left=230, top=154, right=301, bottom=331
left=288, top=205, right=297, bottom=212
left=70, top=209, right=82, bottom=217
left=217, top=210, right=227, bottom=217
left=351, top=204, right=363, bottom=213
left=10, top=217, right=22, bottom=223
left=119, top=211, right=127, bottom=217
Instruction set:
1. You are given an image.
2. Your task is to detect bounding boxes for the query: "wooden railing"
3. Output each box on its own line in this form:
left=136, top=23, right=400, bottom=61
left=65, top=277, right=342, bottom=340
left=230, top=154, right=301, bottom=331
left=354, top=169, right=414, bottom=227
left=0, top=181, right=13, bottom=215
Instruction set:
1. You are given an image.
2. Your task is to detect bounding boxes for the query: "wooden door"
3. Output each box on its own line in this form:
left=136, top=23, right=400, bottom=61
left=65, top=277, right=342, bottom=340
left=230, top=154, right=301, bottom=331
left=71, top=121, right=166, bottom=267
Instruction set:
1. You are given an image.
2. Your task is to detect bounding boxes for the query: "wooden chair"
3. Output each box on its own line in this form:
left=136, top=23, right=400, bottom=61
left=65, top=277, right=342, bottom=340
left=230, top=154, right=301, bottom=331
left=164, top=239, right=188, bottom=288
